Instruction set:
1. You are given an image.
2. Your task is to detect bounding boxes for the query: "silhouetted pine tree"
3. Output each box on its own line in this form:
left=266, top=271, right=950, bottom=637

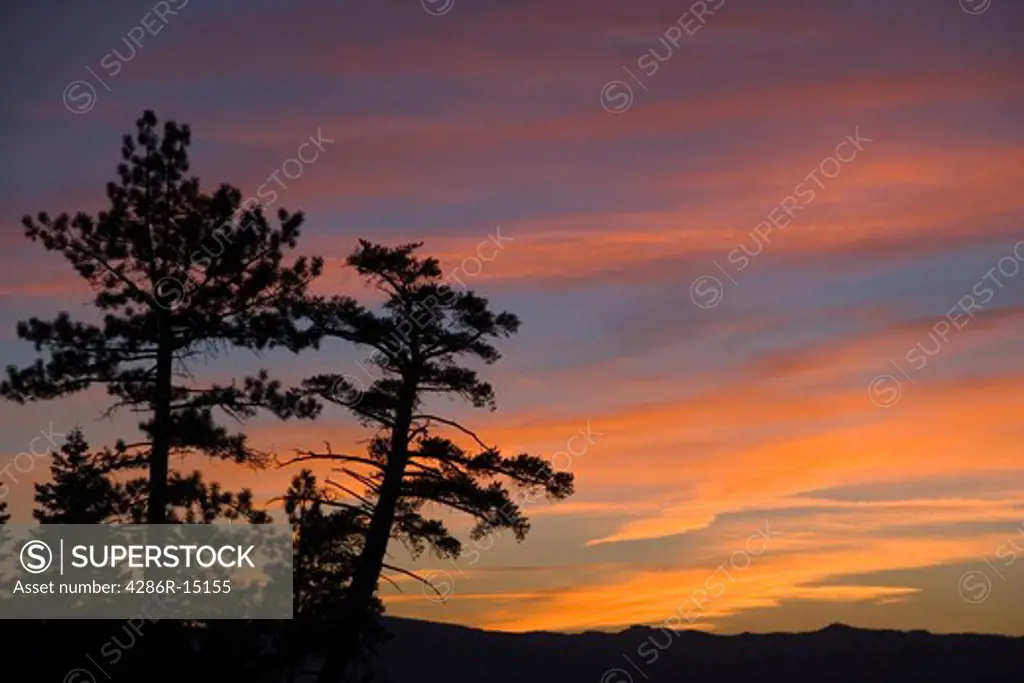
left=295, top=240, right=574, bottom=681
left=34, top=428, right=122, bottom=523
left=267, top=470, right=385, bottom=681
left=286, top=470, right=370, bottom=619
left=117, top=469, right=272, bottom=524
left=22, top=424, right=275, bottom=681
left=29, top=433, right=278, bottom=682
left=0, top=110, right=321, bottom=524
left=15, top=429, right=136, bottom=678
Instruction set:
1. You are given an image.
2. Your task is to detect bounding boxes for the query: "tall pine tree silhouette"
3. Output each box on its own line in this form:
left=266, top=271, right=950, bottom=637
left=294, top=240, right=574, bottom=681
left=1, top=111, right=321, bottom=523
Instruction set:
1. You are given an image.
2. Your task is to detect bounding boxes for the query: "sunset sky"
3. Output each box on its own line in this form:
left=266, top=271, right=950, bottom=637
left=1, top=0, right=1024, bottom=636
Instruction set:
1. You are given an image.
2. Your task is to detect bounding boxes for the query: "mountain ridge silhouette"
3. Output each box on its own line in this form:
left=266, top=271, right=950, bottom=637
left=352, top=616, right=1024, bottom=682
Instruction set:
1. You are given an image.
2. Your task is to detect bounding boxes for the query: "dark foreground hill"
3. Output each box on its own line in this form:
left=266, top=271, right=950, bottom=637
left=357, top=617, right=1024, bottom=682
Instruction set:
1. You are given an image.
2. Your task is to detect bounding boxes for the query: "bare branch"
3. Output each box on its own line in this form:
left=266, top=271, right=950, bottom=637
left=409, top=417, right=432, bottom=442
left=324, top=478, right=377, bottom=507
left=381, top=562, right=446, bottom=602
left=274, top=448, right=384, bottom=471
left=410, top=414, right=494, bottom=451
left=379, top=573, right=402, bottom=593
left=338, top=467, right=379, bottom=492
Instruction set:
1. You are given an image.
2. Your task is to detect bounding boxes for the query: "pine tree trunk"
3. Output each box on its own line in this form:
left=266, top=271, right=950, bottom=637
left=346, top=429, right=408, bottom=615
left=318, top=380, right=416, bottom=682
left=149, top=319, right=173, bottom=525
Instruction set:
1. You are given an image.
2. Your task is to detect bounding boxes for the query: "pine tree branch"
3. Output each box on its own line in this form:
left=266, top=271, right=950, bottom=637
left=56, top=233, right=151, bottom=303
left=275, top=450, right=384, bottom=472
left=410, top=414, right=494, bottom=451
left=380, top=562, right=446, bottom=602
left=338, top=468, right=379, bottom=492
left=422, top=329, right=485, bottom=360
left=324, top=479, right=377, bottom=508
